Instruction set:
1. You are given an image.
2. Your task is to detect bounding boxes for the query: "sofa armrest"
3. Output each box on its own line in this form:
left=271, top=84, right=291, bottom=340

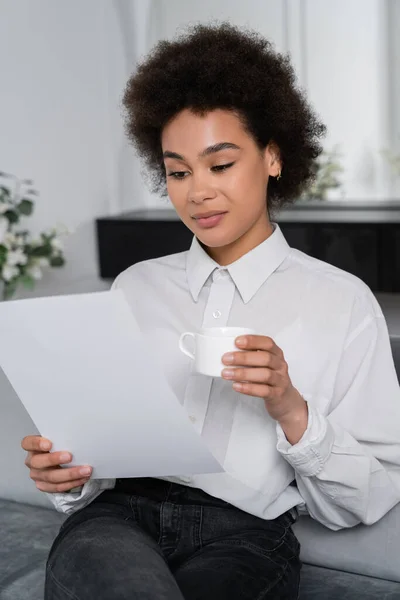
left=293, top=502, right=400, bottom=582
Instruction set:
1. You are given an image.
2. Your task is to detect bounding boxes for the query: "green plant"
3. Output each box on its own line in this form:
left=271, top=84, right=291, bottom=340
left=381, top=149, right=400, bottom=177
left=0, top=171, right=68, bottom=300
left=302, top=146, right=344, bottom=201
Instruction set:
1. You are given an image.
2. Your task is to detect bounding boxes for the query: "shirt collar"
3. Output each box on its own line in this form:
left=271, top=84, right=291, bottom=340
left=186, top=223, right=292, bottom=304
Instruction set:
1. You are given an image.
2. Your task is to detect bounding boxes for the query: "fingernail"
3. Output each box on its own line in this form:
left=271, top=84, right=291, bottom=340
left=80, top=467, right=92, bottom=476
left=222, top=369, right=235, bottom=379
left=59, top=452, right=71, bottom=462
left=40, top=441, right=51, bottom=451
left=236, top=336, right=246, bottom=347
left=223, top=353, right=234, bottom=364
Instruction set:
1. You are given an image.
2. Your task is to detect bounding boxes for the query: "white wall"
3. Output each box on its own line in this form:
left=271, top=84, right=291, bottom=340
left=388, top=0, right=400, bottom=196
left=0, top=0, right=116, bottom=298
left=155, top=0, right=398, bottom=201
left=304, top=0, right=391, bottom=199
left=109, top=0, right=165, bottom=211
left=157, top=0, right=288, bottom=51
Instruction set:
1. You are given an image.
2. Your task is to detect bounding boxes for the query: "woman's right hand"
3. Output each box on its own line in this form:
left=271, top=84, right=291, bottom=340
left=21, top=435, right=92, bottom=493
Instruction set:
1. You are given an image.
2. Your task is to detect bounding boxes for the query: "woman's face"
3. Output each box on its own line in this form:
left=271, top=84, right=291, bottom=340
left=161, top=108, right=281, bottom=264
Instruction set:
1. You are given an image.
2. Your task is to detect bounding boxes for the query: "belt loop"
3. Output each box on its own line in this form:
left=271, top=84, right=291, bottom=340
left=164, top=482, right=173, bottom=503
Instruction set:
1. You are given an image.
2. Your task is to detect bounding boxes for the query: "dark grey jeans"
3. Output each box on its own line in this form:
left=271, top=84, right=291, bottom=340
left=45, top=478, right=301, bottom=600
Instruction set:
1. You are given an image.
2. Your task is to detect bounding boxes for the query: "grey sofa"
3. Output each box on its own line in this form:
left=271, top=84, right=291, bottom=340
left=1, top=294, right=399, bottom=600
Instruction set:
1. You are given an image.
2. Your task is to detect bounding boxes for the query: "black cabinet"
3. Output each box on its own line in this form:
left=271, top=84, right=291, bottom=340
left=96, top=203, right=400, bottom=292
left=96, top=213, right=193, bottom=280
left=280, top=224, right=379, bottom=291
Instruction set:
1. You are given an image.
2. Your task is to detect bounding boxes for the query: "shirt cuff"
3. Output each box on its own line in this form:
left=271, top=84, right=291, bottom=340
left=276, top=401, right=334, bottom=477
left=46, top=478, right=115, bottom=515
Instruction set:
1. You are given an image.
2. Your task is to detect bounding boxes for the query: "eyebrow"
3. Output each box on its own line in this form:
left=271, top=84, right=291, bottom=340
left=163, top=142, right=241, bottom=161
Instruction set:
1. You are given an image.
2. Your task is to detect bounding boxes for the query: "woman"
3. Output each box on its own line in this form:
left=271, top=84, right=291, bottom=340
left=22, top=23, right=400, bottom=600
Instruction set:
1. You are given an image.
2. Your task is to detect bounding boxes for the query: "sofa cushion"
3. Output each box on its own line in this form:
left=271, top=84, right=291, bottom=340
left=0, top=499, right=64, bottom=600
left=377, top=292, right=400, bottom=380
left=293, top=501, right=400, bottom=583
left=299, top=564, right=400, bottom=600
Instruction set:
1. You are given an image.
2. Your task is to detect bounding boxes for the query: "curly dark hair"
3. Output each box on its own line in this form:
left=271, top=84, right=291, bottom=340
left=122, top=22, right=326, bottom=211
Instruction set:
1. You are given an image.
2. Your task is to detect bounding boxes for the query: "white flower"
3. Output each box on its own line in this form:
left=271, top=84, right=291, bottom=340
left=37, top=257, right=50, bottom=268
left=0, top=203, right=13, bottom=215
left=51, top=237, right=64, bottom=251
left=3, top=232, right=17, bottom=249
left=0, top=217, right=7, bottom=244
left=26, top=264, right=43, bottom=280
left=2, top=264, right=19, bottom=282
left=15, top=235, right=26, bottom=247
left=54, top=223, right=72, bottom=236
left=6, top=249, right=28, bottom=266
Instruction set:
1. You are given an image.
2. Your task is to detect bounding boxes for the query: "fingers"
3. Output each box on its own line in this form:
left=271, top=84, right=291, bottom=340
left=29, top=450, right=72, bottom=470
left=24, top=451, right=35, bottom=468
left=235, top=335, right=283, bottom=356
left=222, top=367, right=282, bottom=386
left=22, top=435, right=91, bottom=494
left=21, top=435, right=52, bottom=452
left=34, top=477, right=91, bottom=494
left=231, top=381, right=285, bottom=398
left=30, top=465, right=92, bottom=485
left=222, top=350, right=282, bottom=370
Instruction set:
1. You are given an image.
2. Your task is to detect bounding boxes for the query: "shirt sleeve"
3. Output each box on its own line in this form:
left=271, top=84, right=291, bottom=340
left=276, top=291, right=400, bottom=530
left=46, top=478, right=116, bottom=515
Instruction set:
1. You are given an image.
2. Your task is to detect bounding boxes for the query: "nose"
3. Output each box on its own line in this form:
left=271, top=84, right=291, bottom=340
left=188, top=173, right=217, bottom=205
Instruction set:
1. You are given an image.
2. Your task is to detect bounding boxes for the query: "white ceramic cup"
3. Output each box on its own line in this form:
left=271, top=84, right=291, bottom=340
left=178, top=327, right=255, bottom=377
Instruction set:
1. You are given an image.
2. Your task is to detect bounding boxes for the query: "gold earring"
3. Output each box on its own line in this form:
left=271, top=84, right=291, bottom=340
left=276, top=170, right=282, bottom=181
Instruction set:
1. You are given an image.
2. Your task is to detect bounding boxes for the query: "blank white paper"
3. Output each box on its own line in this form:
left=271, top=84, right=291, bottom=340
left=0, top=290, right=223, bottom=478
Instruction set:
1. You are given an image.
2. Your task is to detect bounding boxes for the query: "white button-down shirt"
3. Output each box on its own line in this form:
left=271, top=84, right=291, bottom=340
left=48, top=224, right=400, bottom=530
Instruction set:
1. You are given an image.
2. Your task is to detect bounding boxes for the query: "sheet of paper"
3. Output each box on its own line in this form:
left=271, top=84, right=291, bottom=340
left=0, top=290, right=223, bottom=478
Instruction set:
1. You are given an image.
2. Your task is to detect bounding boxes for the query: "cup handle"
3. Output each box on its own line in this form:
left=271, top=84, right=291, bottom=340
left=179, top=332, right=195, bottom=360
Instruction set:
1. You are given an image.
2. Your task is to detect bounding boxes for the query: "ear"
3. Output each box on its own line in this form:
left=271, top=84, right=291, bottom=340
left=264, top=141, right=282, bottom=177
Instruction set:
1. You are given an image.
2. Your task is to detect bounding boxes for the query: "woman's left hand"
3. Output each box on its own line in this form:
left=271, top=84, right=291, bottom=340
left=221, top=334, right=308, bottom=430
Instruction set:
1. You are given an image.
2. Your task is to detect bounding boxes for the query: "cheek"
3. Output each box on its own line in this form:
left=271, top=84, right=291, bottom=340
left=167, top=182, right=187, bottom=213
left=229, top=159, right=266, bottom=191
left=226, top=167, right=267, bottom=211
left=167, top=183, right=198, bottom=231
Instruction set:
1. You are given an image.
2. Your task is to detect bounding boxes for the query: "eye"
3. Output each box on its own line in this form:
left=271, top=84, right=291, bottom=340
left=167, top=171, right=190, bottom=180
left=211, top=162, right=235, bottom=172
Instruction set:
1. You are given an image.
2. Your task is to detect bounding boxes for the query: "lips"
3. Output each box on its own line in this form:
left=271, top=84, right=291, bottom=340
left=192, top=211, right=227, bottom=229
left=192, top=211, right=227, bottom=220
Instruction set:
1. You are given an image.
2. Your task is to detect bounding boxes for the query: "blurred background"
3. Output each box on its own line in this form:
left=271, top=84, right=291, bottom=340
left=0, top=0, right=400, bottom=299
left=0, top=0, right=399, bottom=503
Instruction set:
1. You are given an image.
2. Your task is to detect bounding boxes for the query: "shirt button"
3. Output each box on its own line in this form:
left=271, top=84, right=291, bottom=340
left=189, top=415, right=196, bottom=423
left=213, top=310, right=222, bottom=319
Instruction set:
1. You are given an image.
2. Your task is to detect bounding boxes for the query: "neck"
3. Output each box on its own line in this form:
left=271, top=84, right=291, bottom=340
left=206, top=218, right=274, bottom=266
